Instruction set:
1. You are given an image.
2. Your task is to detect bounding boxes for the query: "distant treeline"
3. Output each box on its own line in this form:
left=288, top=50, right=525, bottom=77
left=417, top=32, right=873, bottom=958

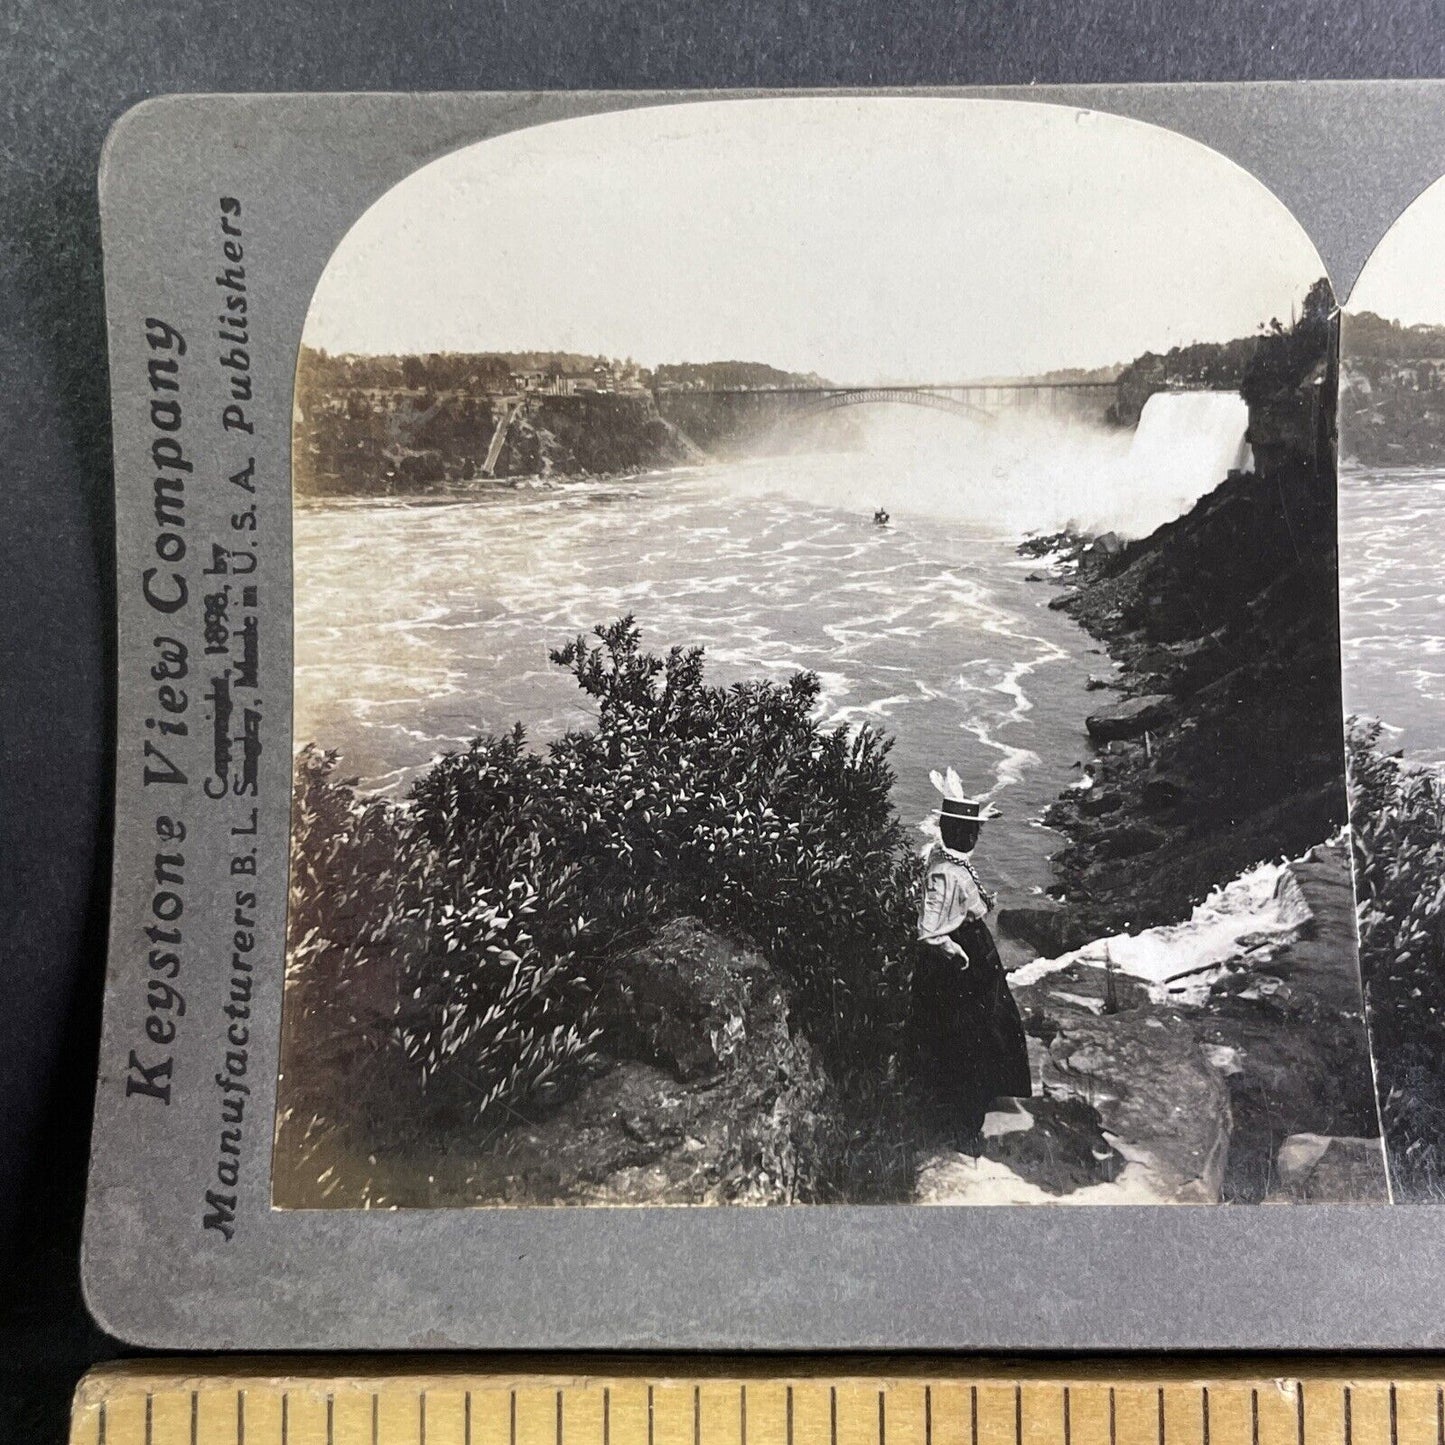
left=1345, top=311, right=1445, bottom=360
left=652, top=360, right=830, bottom=390
left=302, top=349, right=638, bottom=390
left=297, top=348, right=830, bottom=395
left=1340, top=311, right=1445, bottom=466
left=1027, top=364, right=1121, bottom=385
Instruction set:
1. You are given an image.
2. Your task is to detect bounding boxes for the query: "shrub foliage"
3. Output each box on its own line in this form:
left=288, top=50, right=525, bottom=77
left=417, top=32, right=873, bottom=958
left=1348, top=717, right=1445, bottom=1198
left=276, top=617, right=920, bottom=1201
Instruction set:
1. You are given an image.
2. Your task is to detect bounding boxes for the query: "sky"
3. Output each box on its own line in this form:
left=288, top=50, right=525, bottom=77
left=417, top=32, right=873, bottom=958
left=1347, top=171, right=1445, bottom=326
left=305, top=97, right=1327, bottom=384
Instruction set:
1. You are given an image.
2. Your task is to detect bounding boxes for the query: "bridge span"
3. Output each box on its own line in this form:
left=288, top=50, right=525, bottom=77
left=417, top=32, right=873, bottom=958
left=660, top=379, right=1120, bottom=424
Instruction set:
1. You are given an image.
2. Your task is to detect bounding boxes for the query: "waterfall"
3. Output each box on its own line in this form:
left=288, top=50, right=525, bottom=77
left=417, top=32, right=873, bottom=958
left=707, top=388, right=1252, bottom=540
left=1115, top=390, right=1252, bottom=535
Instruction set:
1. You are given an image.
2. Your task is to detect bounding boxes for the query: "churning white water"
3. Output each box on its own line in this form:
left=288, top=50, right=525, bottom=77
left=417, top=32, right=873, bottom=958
left=1010, top=847, right=1316, bottom=1005
left=293, top=463, right=1103, bottom=925
left=292, top=395, right=1251, bottom=940
left=1339, top=462, right=1445, bottom=766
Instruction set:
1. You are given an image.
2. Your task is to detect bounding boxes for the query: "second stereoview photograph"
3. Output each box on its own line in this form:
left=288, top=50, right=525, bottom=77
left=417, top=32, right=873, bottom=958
left=272, top=97, right=1385, bottom=1209
left=1341, top=173, right=1445, bottom=1204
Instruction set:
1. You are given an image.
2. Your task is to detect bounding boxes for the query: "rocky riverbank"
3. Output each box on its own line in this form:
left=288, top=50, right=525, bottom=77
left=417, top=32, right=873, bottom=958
left=921, top=838, right=1386, bottom=1204
left=1013, top=372, right=1344, bottom=946
left=455, top=841, right=1387, bottom=1209
left=928, top=302, right=1389, bottom=1204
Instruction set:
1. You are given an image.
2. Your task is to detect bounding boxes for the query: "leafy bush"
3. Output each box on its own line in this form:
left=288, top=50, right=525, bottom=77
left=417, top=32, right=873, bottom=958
left=276, top=748, right=600, bottom=1205
left=1347, top=717, right=1445, bottom=1198
left=276, top=618, right=922, bottom=1201
left=404, top=619, right=920, bottom=1053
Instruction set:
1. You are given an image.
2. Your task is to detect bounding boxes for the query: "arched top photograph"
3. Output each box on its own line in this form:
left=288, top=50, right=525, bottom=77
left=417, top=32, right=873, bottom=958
left=1338, top=170, right=1445, bottom=1203
left=275, top=95, right=1380, bottom=1212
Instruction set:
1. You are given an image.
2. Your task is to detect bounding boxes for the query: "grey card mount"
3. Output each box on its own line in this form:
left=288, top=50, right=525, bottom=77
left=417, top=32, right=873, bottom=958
left=85, top=84, right=1445, bottom=1350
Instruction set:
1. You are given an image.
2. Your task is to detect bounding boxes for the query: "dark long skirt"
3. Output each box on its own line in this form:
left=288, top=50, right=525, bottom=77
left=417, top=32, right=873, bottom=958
left=908, top=918, right=1032, bottom=1136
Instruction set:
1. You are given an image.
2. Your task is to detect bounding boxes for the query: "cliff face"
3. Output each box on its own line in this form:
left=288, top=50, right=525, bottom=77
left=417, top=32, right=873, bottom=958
left=293, top=388, right=702, bottom=497
left=291, top=384, right=868, bottom=497
left=291, top=346, right=860, bottom=496
left=1035, top=350, right=1343, bottom=942
left=1339, top=309, right=1445, bottom=467
left=495, top=394, right=702, bottom=479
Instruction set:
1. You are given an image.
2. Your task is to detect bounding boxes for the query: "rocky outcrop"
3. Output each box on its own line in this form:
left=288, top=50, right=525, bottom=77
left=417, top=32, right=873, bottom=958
left=1084, top=694, right=1173, bottom=742
left=1268, top=1134, right=1390, bottom=1202
left=997, top=903, right=1077, bottom=957
left=458, top=919, right=827, bottom=1205
left=922, top=944, right=1229, bottom=1204
left=1024, top=343, right=1344, bottom=941
left=599, top=919, right=787, bottom=1082
left=919, top=843, right=1387, bottom=1205
left=1200, top=844, right=1384, bottom=1200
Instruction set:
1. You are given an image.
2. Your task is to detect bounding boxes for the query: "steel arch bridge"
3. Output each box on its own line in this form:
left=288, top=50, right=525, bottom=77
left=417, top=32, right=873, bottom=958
left=795, top=387, right=998, bottom=423
left=662, top=380, right=1121, bottom=426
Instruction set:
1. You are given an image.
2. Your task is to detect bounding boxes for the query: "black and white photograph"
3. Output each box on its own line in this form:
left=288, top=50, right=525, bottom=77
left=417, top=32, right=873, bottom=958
left=272, top=96, right=1384, bottom=1210
left=1340, top=174, right=1445, bottom=1201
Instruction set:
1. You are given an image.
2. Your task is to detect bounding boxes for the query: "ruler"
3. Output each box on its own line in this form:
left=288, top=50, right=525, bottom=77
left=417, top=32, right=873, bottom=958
left=69, top=1362, right=1445, bottom=1445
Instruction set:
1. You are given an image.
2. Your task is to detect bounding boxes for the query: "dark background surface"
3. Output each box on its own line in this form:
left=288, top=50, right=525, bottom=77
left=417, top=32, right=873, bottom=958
left=3, top=1, right=1444, bottom=1439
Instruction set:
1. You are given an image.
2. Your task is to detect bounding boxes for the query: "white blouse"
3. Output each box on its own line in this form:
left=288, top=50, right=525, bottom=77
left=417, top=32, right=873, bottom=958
left=917, top=843, right=992, bottom=949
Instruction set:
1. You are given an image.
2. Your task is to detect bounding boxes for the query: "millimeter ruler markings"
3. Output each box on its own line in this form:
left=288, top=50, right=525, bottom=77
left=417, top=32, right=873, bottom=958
left=72, top=1365, right=1445, bottom=1445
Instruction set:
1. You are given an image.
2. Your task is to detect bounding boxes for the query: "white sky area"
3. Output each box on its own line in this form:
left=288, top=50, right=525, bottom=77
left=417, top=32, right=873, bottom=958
left=1348, top=172, right=1445, bottom=326
left=306, top=98, right=1326, bottom=383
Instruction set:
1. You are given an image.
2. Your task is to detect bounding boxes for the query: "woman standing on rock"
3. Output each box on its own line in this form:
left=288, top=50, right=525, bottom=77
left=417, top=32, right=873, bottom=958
left=910, top=773, right=1033, bottom=1143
